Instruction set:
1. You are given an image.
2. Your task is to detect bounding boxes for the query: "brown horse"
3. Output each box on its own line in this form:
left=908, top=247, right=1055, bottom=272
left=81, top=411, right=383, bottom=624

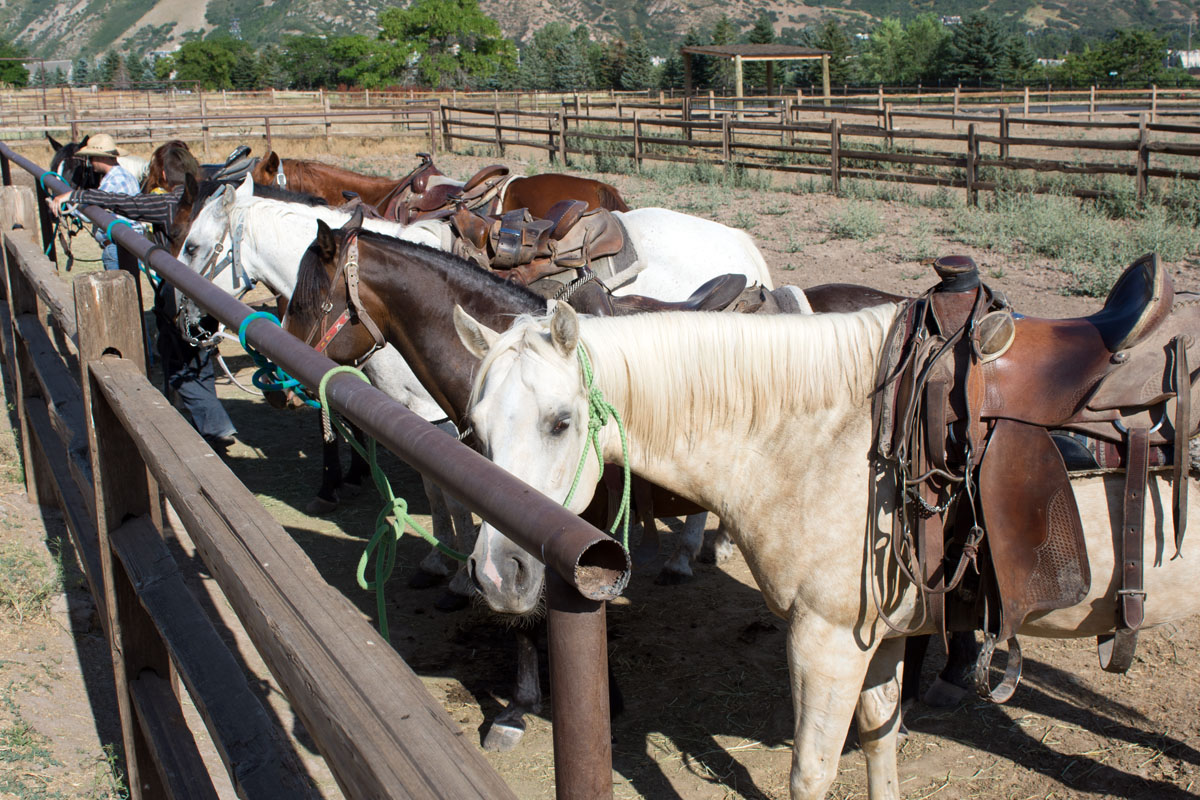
left=251, top=150, right=629, bottom=220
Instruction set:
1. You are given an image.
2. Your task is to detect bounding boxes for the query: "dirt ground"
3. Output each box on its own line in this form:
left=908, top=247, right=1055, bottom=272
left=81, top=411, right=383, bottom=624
left=2, top=139, right=1200, bottom=799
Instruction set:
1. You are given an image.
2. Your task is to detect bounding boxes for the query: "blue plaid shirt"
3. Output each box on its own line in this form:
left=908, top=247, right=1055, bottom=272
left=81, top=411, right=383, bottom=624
left=90, top=164, right=144, bottom=243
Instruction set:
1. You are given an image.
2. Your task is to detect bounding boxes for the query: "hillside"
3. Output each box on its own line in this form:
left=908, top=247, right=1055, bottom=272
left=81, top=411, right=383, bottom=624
left=5, top=0, right=1200, bottom=59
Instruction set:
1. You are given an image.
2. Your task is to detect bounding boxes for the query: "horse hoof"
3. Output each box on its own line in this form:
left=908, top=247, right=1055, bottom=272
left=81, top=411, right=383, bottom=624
left=434, top=590, right=470, bottom=612
left=653, top=569, right=691, bottom=586
left=305, top=496, right=339, bottom=516
left=924, top=676, right=969, bottom=708
left=407, top=569, right=446, bottom=590
left=483, top=722, right=525, bottom=752
left=697, top=549, right=717, bottom=565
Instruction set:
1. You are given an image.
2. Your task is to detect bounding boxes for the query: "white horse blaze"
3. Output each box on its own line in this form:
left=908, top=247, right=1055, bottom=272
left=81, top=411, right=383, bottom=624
left=460, top=301, right=1200, bottom=800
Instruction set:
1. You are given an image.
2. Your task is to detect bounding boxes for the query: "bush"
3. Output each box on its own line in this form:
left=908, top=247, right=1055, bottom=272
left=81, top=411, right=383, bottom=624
left=827, top=202, right=884, bottom=240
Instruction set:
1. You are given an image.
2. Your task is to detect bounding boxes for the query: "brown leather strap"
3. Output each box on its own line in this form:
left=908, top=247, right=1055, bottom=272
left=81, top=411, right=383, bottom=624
left=974, top=634, right=1023, bottom=703
left=1099, top=423, right=1149, bottom=673
left=342, top=235, right=386, bottom=367
left=1173, top=336, right=1189, bottom=557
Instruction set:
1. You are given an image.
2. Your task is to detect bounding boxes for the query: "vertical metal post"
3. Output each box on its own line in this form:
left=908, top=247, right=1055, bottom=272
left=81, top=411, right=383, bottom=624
left=547, top=569, right=612, bottom=800
left=1, top=154, right=10, bottom=186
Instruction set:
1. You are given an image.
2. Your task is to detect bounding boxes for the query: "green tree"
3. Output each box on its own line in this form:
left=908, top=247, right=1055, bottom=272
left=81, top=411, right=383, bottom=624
left=72, top=57, right=90, bottom=86
left=280, top=35, right=342, bottom=89
left=945, top=12, right=1004, bottom=84
left=519, top=22, right=571, bottom=89
left=811, top=19, right=854, bottom=85
left=172, top=39, right=239, bottom=89
left=744, top=12, right=775, bottom=89
left=682, top=27, right=710, bottom=90
left=999, top=34, right=1035, bottom=84
left=335, top=34, right=412, bottom=89
left=859, top=18, right=906, bottom=85
left=620, top=29, right=653, bottom=90
left=255, top=45, right=290, bottom=89
left=554, top=35, right=590, bottom=91
left=51, top=66, right=66, bottom=86
left=902, top=14, right=950, bottom=84
left=97, top=50, right=122, bottom=86
left=0, top=39, right=27, bottom=87
left=709, top=15, right=738, bottom=92
left=377, top=0, right=516, bottom=89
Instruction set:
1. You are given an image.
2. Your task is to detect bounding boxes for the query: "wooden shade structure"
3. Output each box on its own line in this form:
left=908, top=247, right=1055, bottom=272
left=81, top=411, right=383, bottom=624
left=680, top=44, right=833, bottom=105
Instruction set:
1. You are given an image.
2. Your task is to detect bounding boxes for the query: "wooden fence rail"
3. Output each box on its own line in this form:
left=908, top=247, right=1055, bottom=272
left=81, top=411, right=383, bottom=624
left=0, top=142, right=631, bottom=799
left=438, top=102, right=1200, bottom=205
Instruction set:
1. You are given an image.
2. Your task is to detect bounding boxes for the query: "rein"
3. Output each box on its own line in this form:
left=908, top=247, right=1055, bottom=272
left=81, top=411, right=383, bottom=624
left=564, top=343, right=632, bottom=551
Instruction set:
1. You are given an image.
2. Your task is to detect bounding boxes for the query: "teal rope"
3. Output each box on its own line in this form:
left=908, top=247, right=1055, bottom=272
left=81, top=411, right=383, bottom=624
left=236, top=312, right=319, bottom=407
left=317, top=367, right=468, bottom=643
left=38, top=171, right=56, bottom=192
left=563, top=344, right=631, bottom=551
left=104, top=218, right=132, bottom=241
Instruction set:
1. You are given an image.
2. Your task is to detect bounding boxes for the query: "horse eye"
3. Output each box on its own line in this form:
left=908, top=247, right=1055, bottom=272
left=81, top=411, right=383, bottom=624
left=184, top=243, right=197, bottom=257
left=549, top=416, right=571, bottom=436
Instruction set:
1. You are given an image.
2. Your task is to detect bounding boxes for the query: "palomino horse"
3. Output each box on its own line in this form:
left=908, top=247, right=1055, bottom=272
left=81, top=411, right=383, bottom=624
left=250, top=150, right=629, bottom=219
left=453, top=300, right=1200, bottom=799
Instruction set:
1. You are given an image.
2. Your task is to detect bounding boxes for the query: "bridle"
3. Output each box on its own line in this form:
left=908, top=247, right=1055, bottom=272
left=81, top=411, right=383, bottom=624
left=301, top=228, right=386, bottom=368
left=179, top=206, right=253, bottom=347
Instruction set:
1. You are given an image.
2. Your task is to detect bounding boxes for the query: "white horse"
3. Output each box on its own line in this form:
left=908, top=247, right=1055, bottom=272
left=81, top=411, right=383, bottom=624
left=175, top=179, right=476, bottom=590
left=453, top=301, right=1200, bottom=799
left=179, top=177, right=774, bottom=581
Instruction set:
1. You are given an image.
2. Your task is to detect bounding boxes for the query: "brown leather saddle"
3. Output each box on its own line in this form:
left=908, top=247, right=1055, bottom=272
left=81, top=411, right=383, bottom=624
left=875, top=254, right=1196, bottom=702
left=379, top=154, right=512, bottom=223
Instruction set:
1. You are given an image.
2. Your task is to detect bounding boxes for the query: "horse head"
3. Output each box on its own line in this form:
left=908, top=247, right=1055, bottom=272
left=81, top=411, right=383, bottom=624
left=284, top=211, right=385, bottom=366
left=455, top=302, right=603, bottom=616
left=46, top=134, right=98, bottom=189
left=251, top=151, right=282, bottom=186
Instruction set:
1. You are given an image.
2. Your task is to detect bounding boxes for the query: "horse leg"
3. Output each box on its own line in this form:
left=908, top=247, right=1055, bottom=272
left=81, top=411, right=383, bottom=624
left=924, top=631, right=977, bottom=708
left=630, top=478, right=660, bottom=568
left=900, top=634, right=931, bottom=709
left=698, top=520, right=736, bottom=565
left=340, top=423, right=369, bottom=497
left=483, top=629, right=541, bottom=752
left=437, top=491, right=478, bottom=611
left=411, top=476, right=456, bottom=590
left=656, top=512, right=707, bottom=585
left=306, top=427, right=343, bottom=516
left=785, top=614, right=881, bottom=800
left=855, top=637, right=905, bottom=800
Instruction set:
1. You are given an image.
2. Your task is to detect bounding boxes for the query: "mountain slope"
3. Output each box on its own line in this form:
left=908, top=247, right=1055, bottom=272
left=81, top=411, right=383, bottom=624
left=5, top=0, right=1199, bottom=59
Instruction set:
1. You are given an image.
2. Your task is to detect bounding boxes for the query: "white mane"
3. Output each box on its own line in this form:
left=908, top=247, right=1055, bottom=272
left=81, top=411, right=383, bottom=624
left=472, top=304, right=902, bottom=458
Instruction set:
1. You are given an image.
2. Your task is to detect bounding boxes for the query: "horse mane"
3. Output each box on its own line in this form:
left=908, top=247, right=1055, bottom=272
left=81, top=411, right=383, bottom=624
left=288, top=159, right=394, bottom=186
left=191, top=179, right=326, bottom=216
left=291, top=227, right=545, bottom=320
left=472, top=306, right=900, bottom=458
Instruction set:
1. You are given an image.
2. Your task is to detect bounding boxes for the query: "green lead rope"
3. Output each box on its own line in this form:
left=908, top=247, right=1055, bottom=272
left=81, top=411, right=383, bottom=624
left=317, top=366, right=468, bottom=643
left=563, top=344, right=632, bottom=551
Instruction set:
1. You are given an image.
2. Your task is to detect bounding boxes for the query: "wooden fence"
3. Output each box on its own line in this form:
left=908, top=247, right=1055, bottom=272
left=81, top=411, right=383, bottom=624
left=439, top=101, right=1200, bottom=204
left=0, top=144, right=630, bottom=799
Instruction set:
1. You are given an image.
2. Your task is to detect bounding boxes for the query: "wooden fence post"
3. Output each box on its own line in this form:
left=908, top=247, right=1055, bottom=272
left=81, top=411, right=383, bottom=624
left=76, top=270, right=170, bottom=800
left=633, top=110, right=642, bottom=169
left=557, top=109, right=567, bottom=165
left=428, top=110, right=438, bottom=155
left=1, top=186, right=57, bottom=508
left=1089, top=85, right=1096, bottom=121
left=1136, top=113, right=1149, bottom=200
left=440, top=99, right=452, bottom=152
left=885, top=102, right=894, bottom=150
left=199, top=89, right=210, bottom=157
left=952, top=86, right=960, bottom=130
left=1023, top=86, right=1030, bottom=131
left=264, top=116, right=272, bottom=151
left=1151, top=85, right=1158, bottom=123
left=323, top=93, right=332, bottom=146
left=782, top=98, right=792, bottom=145
left=999, top=108, right=1009, bottom=160
left=830, top=118, right=841, bottom=194
left=966, top=123, right=978, bottom=206
left=721, top=113, right=731, bottom=165
left=683, top=95, right=693, bottom=142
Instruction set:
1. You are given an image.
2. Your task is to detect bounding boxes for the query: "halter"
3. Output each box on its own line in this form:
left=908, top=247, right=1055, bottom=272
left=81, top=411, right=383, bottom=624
left=302, top=228, right=386, bottom=368
left=196, top=207, right=249, bottom=292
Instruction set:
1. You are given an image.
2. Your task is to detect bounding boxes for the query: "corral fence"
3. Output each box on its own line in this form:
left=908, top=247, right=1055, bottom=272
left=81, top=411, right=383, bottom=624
left=0, top=141, right=631, bottom=799
left=438, top=96, right=1200, bottom=205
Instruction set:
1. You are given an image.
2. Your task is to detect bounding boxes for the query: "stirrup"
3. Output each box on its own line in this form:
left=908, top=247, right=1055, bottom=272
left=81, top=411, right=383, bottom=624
left=974, top=634, right=1023, bottom=703
left=1097, top=629, right=1138, bottom=673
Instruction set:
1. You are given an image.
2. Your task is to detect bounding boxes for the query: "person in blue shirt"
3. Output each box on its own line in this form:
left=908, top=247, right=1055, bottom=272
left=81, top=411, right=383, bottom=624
left=71, top=134, right=142, bottom=271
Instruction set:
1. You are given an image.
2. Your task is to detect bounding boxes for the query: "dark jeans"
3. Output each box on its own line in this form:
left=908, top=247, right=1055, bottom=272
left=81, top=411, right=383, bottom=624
left=155, top=284, right=236, bottom=441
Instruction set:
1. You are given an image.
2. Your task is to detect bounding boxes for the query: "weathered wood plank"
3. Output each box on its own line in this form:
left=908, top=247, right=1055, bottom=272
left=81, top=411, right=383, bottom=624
left=4, top=230, right=77, bottom=341
left=127, top=670, right=221, bottom=800
left=90, top=356, right=516, bottom=800
left=112, top=514, right=317, bottom=799
left=13, top=313, right=87, bottom=464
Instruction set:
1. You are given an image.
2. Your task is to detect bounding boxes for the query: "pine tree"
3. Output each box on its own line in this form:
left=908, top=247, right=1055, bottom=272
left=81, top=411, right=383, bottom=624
left=999, top=34, right=1035, bottom=84
left=72, top=57, right=89, bottom=86
left=682, top=27, right=709, bottom=90
left=620, top=30, right=653, bottom=90
left=51, top=67, right=65, bottom=86
left=946, top=12, right=1004, bottom=85
left=745, top=12, right=774, bottom=90
left=811, top=19, right=854, bottom=86
left=709, top=15, right=738, bottom=92
left=97, top=50, right=121, bottom=86
left=112, top=55, right=132, bottom=89
left=553, top=38, right=588, bottom=91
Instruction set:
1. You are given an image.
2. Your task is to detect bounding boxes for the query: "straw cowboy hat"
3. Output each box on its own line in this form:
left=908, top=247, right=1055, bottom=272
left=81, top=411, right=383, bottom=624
left=75, top=134, right=123, bottom=158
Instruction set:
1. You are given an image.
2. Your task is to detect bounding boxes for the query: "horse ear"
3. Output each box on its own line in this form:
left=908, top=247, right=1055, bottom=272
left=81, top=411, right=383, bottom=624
left=454, top=304, right=499, bottom=360
left=314, top=219, right=338, bottom=265
left=183, top=172, right=198, bottom=205
left=236, top=174, right=254, bottom=200
left=220, top=183, right=237, bottom=211
left=78, top=135, right=89, bottom=147
left=46, top=133, right=62, bottom=151
left=549, top=301, right=579, bottom=357
left=263, top=151, right=279, bottom=176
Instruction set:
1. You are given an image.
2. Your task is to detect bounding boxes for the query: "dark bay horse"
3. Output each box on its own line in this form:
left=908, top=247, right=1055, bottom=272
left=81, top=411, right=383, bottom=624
left=251, top=150, right=629, bottom=220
